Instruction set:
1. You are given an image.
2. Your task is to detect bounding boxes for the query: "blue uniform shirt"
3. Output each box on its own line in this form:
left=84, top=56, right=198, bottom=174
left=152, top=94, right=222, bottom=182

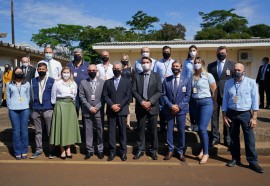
left=191, top=72, right=215, bottom=99
left=182, top=59, right=194, bottom=78
left=153, top=58, right=174, bottom=82
left=222, top=76, right=259, bottom=112
left=66, top=61, right=89, bottom=87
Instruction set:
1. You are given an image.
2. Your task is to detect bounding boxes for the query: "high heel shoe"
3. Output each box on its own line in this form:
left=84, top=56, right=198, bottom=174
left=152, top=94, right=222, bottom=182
left=66, top=154, right=73, bottom=159
left=199, top=154, right=209, bottom=164
left=60, top=152, right=66, bottom=160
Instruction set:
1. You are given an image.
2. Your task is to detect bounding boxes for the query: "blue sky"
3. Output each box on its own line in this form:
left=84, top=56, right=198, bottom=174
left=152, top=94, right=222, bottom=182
left=0, top=0, right=270, bottom=49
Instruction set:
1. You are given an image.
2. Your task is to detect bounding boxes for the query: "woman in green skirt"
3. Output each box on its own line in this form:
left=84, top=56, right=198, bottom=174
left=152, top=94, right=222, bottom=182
left=50, top=67, right=81, bottom=159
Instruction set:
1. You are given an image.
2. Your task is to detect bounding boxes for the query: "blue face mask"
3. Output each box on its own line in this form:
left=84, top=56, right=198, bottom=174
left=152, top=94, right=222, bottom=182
left=45, top=53, right=53, bottom=61
left=233, top=71, right=244, bottom=80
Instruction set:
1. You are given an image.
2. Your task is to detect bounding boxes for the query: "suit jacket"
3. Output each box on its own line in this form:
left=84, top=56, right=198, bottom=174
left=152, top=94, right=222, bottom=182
left=132, top=71, right=162, bottom=115
left=256, top=64, right=270, bottom=85
left=0, top=70, right=3, bottom=88
left=22, top=66, right=36, bottom=84
left=161, top=75, right=191, bottom=115
left=79, top=78, right=105, bottom=117
left=103, top=76, right=132, bottom=116
left=207, top=60, right=234, bottom=99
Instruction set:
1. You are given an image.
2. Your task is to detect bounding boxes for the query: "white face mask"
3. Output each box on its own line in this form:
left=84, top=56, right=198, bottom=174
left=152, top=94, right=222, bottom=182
left=189, top=51, right=197, bottom=58
left=194, top=63, right=202, bottom=70
left=62, top=73, right=70, bottom=80
left=22, top=63, right=29, bottom=68
left=141, top=52, right=150, bottom=57
left=141, top=63, right=151, bottom=71
left=45, top=53, right=53, bottom=61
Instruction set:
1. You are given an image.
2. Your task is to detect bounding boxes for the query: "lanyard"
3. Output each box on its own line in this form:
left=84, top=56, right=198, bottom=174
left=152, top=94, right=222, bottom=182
left=90, top=80, right=97, bottom=94
left=163, top=59, right=170, bottom=74
left=234, top=78, right=244, bottom=95
left=16, top=83, right=22, bottom=97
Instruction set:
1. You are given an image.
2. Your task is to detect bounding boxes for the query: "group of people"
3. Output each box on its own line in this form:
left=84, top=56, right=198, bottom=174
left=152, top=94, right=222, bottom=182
left=2, top=45, right=266, bottom=174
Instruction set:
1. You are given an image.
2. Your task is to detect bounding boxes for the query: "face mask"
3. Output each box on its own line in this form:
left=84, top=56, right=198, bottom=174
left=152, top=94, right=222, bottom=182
left=194, top=64, right=202, bottom=70
left=172, top=68, right=180, bottom=74
left=189, top=51, right=197, bottom=58
left=217, top=53, right=226, bottom=61
left=74, top=55, right=82, bottom=62
left=163, top=52, right=171, bottom=59
left=15, top=73, right=24, bottom=79
left=101, top=56, right=109, bottom=62
left=141, top=52, right=150, bottom=57
left=5, top=67, right=9, bottom=71
left=233, top=71, right=244, bottom=80
left=113, top=69, right=121, bottom=77
left=142, top=63, right=151, bottom=72
left=121, top=60, right=128, bottom=66
left=88, top=72, right=96, bottom=79
left=38, top=71, right=46, bottom=77
left=62, top=73, right=70, bottom=80
left=22, top=63, right=29, bottom=68
left=45, top=53, right=53, bottom=61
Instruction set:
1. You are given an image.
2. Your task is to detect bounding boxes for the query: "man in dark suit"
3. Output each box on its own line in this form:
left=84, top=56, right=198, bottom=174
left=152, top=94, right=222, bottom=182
left=79, top=64, right=105, bottom=160
left=21, top=57, right=36, bottom=84
left=161, top=60, right=191, bottom=162
left=207, top=46, right=234, bottom=147
left=103, top=62, right=132, bottom=161
left=132, top=56, right=162, bottom=160
left=256, top=57, right=270, bottom=109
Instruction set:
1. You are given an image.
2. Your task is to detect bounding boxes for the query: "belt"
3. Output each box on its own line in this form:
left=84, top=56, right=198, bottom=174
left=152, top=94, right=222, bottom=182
left=227, top=108, right=250, bottom=115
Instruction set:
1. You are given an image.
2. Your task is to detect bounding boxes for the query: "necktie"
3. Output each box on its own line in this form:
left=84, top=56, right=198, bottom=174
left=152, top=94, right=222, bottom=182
left=48, top=61, right=53, bottom=78
left=114, top=78, right=119, bottom=90
left=261, top=64, right=267, bottom=80
left=218, top=62, right=223, bottom=77
left=173, top=77, right=178, bottom=97
left=143, top=74, right=149, bottom=100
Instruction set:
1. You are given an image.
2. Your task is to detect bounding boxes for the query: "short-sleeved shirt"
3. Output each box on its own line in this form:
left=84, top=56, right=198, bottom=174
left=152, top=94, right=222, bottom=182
left=182, top=59, right=194, bottom=78
left=96, top=63, right=114, bottom=80
left=153, top=58, right=174, bottom=82
left=191, top=72, right=215, bottom=99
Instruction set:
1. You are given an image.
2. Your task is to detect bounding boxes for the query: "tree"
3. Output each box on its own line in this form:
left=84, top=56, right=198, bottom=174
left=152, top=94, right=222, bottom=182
left=126, top=10, right=160, bottom=34
left=249, top=24, right=270, bottom=38
left=158, top=23, right=186, bottom=40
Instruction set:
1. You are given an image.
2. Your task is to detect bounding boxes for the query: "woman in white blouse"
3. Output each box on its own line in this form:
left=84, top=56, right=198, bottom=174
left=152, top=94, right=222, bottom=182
left=50, top=67, right=81, bottom=159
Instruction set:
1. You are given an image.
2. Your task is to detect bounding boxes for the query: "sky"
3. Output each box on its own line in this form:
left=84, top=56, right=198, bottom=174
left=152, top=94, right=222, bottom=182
left=0, top=0, right=270, bottom=49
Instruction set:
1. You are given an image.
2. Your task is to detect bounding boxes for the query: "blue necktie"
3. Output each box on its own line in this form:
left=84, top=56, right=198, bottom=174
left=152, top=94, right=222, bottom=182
left=218, top=62, right=223, bottom=77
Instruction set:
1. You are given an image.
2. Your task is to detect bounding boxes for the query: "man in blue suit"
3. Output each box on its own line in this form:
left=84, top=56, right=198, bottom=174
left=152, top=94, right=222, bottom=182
left=161, top=60, right=192, bottom=162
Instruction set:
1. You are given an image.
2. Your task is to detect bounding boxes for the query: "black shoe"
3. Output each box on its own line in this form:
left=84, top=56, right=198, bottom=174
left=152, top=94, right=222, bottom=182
left=97, top=152, right=104, bottom=159
left=249, top=163, right=264, bottom=173
left=84, top=152, right=94, bottom=160
left=120, top=153, right=127, bottom=161
left=107, top=152, right=116, bottom=161
left=151, top=152, right=158, bottom=160
left=259, top=104, right=264, bottom=109
left=226, top=159, right=241, bottom=167
left=179, top=154, right=186, bottom=162
left=211, top=139, right=220, bottom=147
left=164, top=151, right=174, bottom=160
left=264, top=105, right=270, bottom=109
left=133, top=151, right=144, bottom=160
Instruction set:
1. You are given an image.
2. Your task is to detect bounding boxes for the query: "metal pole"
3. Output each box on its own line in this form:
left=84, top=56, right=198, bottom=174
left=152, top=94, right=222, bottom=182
left=11, top=0, right=15, bottom=44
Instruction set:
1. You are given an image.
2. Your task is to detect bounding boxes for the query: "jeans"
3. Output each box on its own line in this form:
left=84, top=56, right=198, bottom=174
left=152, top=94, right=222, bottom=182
left=9, top=109, right=30, bottom=156
left=190, top=97, right=213, bottom=155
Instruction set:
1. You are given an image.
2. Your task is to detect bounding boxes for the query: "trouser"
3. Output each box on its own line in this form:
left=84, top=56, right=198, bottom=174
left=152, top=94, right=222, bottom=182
left=259, top=81, right=270, bottom=106
left=226, top=109, right=258, bottom=164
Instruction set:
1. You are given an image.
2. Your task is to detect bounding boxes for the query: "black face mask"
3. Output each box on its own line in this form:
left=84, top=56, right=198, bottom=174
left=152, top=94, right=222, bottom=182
left=38, top=71, right=47, bottom=77
left=113, top=69, right=121, bottom=77
left=88, top=72, right=96, bottom=79
left=172, top=68, right=180, bottom=75
left=217, top=53, right=226, bottom=61
left=5, top=67, right=8, bottom=71
left=233, top=71, right=244, bottom=80
left=74, top=55, right=82, bottom=62
left=101, top=56, right=109, bottom=62
left=121, top=60, right=128, bottom=66
left=163, top=52, right=171, bottom=59
left=15, top=73, right=24, bottom=79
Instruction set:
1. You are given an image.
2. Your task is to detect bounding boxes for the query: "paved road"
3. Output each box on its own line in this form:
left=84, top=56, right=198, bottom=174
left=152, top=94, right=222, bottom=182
left=0, top=152, right=269, bottom=186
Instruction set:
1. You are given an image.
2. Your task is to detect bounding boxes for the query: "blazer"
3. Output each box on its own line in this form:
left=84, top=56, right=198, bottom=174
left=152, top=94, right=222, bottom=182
left=256, top=64, right=270, bottom=85
left=161, top=75, right=191, bottom=115
left=79, top=78, right=105, bottom=117
left=103, top=76, right=132, bottom=116
left=22, top=66, right=36, bottom=84
left=207, top=60, right=234, bottom=99
left=132, top=71, right=162, bottom=115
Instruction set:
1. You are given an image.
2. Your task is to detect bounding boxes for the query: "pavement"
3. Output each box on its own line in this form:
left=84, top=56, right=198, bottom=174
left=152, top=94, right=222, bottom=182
left=0, top=104, right=270, bottom=157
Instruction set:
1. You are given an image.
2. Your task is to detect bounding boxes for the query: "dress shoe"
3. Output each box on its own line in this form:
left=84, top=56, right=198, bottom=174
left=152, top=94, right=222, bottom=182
left=259, top=104, right=264, bottom=109
left=60, top=156, right=66, bottom=160
left=226, top=159, right=241, bottom=167
left=107, top=152, right=116, bottom=161
left=179, top=154, right=186, bottom=162
left=199, top=154, right=209, bottom=164
left=84, top=152, right=94, bottom=160
left=133, top=151, right=144, bottom=160
left=211, top=139, right=220, bottom=147
left=120, top=153, right=127, bottom=161
left=163, top=151, right=174, bottom=160
left=151, top=152, right=158, bottom=160
left=249, top=163, right=264, bottom=173
left=97, top=152, right=104, bottom=159
left=264, top=105, right=270, bottom=109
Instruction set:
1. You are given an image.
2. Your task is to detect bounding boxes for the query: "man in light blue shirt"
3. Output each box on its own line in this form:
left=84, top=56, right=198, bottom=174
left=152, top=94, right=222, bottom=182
left=134, top=47, right=156, bottom=74
left=222, top=63, right=263, bottom=174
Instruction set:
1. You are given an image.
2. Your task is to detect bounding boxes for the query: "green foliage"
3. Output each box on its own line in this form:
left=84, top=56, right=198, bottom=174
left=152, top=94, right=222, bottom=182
left=249, top=24, right=270, bottom=38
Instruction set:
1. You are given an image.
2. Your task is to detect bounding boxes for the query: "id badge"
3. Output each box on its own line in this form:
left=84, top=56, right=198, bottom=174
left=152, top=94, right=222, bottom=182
left=182, top=86, right=186, bottom=93
left=91, top=95, right=95, bottom=101
left=19, top=97, right=23, bottom=102
left=226, top=69, right=230, bottom=76
left=193, top=87, right=198, bottom=94
left=233, top=96, right=238, bottom=103
left=74, top=72, right=77, bottom=77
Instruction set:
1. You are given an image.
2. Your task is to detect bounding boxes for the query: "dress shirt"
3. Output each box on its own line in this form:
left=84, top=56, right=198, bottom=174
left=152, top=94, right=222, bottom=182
left=6, top=82, right=30, bottom=110
left=38, top=76, right=48, bottom=104
left=192, top=72, right=215, bottom=99
left=51, top=79, right=77, bottom=104
left=222, top=76, right=259, bottom=112
left=182, top=59, right=194, bottom=78
left=134, top=58, right=156, bottom=74
left=153, top=58, right=174, bottom=82
left=96, top=63, right=114, bottom=80
left=113, top=76, right=121, bottom=90
left=35, top=59, right=62, bottom=80
left=217, top=60, right=225, bottom=75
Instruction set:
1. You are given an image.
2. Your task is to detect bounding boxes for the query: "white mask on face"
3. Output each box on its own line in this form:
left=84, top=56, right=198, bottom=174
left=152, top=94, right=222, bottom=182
left=62, top=73, right=70, bottom=80
left=22, top=63, right=29, bottom=68
left=194, top=64, right=202, bottom=70
left=45, top=53, right=53, bottom=61
left=189, top=51, right=197, bottom=58
left=141, top=52, right=150, bottom=57
left=141, top=63, right=151, bottom=71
